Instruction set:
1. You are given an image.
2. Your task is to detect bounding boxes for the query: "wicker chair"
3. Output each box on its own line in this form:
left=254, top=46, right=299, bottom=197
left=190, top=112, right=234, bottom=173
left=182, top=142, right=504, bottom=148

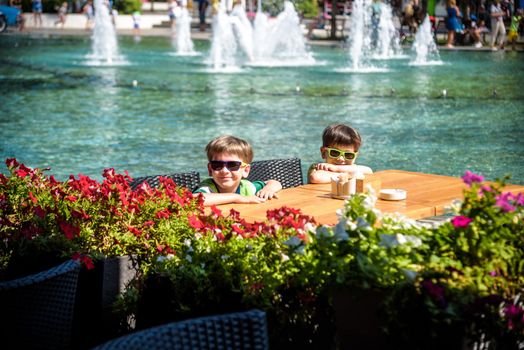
left=130, top=171, right=201, bottom=192
left=248, top=158, right=304, bottom=189
left=0, top=259, right=81, bottom=350
left=92, top=309, right=269, bottom=350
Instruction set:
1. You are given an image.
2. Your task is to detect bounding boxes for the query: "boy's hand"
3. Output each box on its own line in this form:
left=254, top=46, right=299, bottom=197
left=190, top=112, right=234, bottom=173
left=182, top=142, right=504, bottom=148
left=257, top=180, right=282, bottom=200
left=315, top=162, right=338, bottom=172
left=237, top=195, right=267, bottom=204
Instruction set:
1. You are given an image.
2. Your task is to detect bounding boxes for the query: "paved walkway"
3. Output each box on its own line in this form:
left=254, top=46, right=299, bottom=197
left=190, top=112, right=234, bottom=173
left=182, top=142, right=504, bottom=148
left=4, top=13, right=522, bottom=51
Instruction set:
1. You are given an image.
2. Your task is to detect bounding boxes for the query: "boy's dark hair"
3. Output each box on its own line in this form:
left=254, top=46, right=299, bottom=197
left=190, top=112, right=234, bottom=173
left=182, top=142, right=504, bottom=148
left=205, top=135, right=254, bottom=163
left=322, top=124, right=362, bottom=150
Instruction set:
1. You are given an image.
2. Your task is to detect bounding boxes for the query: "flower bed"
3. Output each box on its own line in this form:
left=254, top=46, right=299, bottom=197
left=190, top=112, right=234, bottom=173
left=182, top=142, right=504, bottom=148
left=1, top=159, right=523, bottom=348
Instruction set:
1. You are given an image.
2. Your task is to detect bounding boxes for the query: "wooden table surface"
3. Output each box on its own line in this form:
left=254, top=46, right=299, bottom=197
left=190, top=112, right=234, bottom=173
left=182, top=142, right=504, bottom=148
left=214, top=170, right=524, bottom=225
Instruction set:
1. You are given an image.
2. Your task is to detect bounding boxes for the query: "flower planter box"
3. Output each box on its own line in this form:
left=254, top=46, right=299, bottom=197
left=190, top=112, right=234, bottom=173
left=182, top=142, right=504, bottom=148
left=72, top=256, right=137, bottom=349
left=332, top=287, right=389, bottom=350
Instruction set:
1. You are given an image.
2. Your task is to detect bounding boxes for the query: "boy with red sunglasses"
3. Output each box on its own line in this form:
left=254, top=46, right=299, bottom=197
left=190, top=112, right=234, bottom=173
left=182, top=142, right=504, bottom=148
left=193, top=135, right=282, bottom=206
left=308, top=124, right=373, bottom=184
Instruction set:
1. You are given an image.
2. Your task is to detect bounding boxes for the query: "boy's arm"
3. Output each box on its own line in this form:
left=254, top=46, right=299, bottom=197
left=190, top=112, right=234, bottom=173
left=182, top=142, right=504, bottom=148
left=195, top=192, right=267, bottom=206
left=308, top=163, right=373, bottom=184
left=256, top=180, right=282, bottom=200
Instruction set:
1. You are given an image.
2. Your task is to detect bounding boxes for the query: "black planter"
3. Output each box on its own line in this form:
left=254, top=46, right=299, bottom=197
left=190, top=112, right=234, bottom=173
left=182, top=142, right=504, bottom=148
left=135, top=273, right=246, bottom=331
left=72, top=256, right=137, bottom=349
left=332, top=287, right=389, bottom=350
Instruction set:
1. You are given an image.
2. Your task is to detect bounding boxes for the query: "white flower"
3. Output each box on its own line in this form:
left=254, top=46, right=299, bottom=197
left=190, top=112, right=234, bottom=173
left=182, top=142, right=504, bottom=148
left=402, top=268, right=418, bottom=281
left=221, top=254, right=229, bottom=260
left=356, top=217, right=372, bottom=231
left=185, top=255, right=192, bottom=263
left=362, top=195, right=375, bottom=210
left=334, top=221, right=349, bottom=241
left=380, top=234, right=397, bottom=247
left=183, top=239, right=191, bottom=246
left=281, top=253, right=290, bottom=262
left=316, top=225, right=333, bottom=239
left=156, top=254, right=175, bottom=263
left=399, top=234, right=422, bottom=247
left=346, top=219, right=357, bottom=231
left=304, top=222, right=317, bottom=234
left=283, top=236, right=302, bottom=247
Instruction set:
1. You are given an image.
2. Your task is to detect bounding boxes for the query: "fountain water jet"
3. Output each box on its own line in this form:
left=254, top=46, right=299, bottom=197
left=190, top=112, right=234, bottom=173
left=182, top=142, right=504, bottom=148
left=173, top=5, right=197, bottom=55
left=345, top=0, right=401, bottom=72
left=88, top=0, right=124, bottom=65
left=410, top=15, right=442, bottom=65
left=208, top=0, right=315, bottom=70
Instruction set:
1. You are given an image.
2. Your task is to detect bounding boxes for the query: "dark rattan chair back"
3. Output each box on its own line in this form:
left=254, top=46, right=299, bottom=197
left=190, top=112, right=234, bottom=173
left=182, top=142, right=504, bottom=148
left=248, top=158, right=304, bottom=189
left=0, top=259, right=81, bottom=350
left=130, top=172, right=201, bottom=192
left=92, top=309, right=269, bottom=350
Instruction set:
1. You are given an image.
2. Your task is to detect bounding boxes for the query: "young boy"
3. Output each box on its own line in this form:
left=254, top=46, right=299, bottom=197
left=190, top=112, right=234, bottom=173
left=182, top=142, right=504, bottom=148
left=193, top=135, right=282, bottom=206
left=308, top=124, right=373, bottom=184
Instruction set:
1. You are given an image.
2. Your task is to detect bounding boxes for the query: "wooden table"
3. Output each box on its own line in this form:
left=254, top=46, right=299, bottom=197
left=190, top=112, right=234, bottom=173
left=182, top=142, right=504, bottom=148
left=215, top=170, right=524, bottom=225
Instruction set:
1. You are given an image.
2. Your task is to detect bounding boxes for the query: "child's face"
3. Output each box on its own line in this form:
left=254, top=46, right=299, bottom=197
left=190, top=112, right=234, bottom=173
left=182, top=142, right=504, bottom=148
left=207, top=152, right=250, bottom=193
left=321, top=144, right=358, bottom=165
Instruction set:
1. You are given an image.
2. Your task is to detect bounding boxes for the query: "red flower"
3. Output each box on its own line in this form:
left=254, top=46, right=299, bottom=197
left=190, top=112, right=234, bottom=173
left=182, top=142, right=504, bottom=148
left=71, top=209, right=90, bottom=220
left=6, top=158, right=19, bottom=169
left=34, top=206, right=46, bottom=219
left=156, top=208, right=171, bottom=219
left=127, top=225, right=142, bottom=236
left=72, top=253, right=95, bottom=270
left=210, top=205, right=223, bottom=217
left=16, top=168, right=28, bottom=178
left=102, top=168, right=116, bottom=179
left=59, top=221, right=80, bottom=240
left=188, top=215, right=205, bottom=229
left=66, top=195, right=78, bottom=202
left=28, top=191, right=38, bottom=204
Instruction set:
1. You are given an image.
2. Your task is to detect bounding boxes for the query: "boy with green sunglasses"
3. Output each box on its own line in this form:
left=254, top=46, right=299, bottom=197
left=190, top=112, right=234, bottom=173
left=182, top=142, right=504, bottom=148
left=193, top=135, right=282, bottom=206
left=308, top=124, right=373, bottom=184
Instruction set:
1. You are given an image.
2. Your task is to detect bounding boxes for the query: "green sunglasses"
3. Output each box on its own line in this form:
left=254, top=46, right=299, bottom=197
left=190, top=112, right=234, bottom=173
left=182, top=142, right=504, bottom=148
left=325, top=147, right=358, bottom=160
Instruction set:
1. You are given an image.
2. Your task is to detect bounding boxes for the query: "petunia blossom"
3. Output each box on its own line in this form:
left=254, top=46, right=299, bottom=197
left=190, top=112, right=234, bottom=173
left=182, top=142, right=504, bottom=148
left=462, top=170, right=484, bottom=186
left=451, top=215, right=473, bottom=228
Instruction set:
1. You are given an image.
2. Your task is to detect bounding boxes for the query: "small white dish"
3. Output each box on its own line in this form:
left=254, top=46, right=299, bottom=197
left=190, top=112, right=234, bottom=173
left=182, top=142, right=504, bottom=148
left=379, top=189, right=407, bottom=201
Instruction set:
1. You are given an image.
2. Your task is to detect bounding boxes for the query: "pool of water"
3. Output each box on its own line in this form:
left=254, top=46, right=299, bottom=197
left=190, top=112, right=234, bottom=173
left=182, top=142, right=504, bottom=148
left=1, top=34, right=523, bottom=185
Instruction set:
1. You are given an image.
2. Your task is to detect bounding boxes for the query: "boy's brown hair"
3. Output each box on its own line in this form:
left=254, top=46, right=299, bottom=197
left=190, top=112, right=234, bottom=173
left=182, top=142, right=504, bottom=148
left=322, top=124, right=362, bottom=151
left=205, top=135, right=254, bottom=163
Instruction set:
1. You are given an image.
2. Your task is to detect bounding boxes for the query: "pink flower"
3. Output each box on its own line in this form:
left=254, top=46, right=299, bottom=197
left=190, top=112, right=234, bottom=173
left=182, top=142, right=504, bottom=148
left=504, top=304, right=524, bottom=330
left=462, top=170, right=484, bottom=186
left=451, top=215, right=473, bottom=228
left=495, top=193, right=516, bottom=212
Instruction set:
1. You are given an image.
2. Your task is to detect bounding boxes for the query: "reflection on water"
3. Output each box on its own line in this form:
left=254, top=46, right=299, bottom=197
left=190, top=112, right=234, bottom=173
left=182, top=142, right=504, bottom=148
left=0, top=35, right=523, bottom=185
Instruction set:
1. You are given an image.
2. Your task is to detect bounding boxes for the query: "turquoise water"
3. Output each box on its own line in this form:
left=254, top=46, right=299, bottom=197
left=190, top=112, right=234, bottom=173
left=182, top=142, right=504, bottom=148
left=1, top=34, right=523, bottom=184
